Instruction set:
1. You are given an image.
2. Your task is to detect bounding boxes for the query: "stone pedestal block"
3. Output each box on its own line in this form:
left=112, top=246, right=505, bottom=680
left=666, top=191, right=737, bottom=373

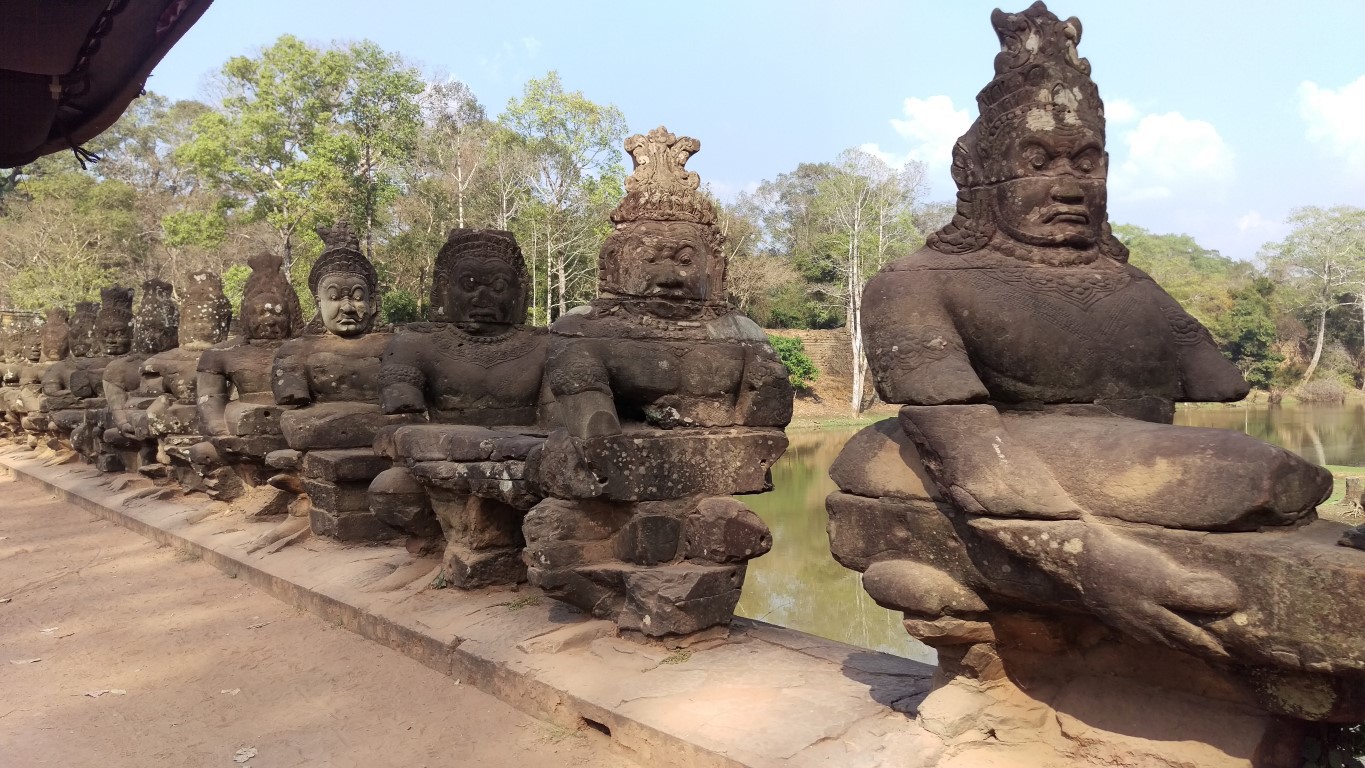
left=538, top=426, right=787, bottom=501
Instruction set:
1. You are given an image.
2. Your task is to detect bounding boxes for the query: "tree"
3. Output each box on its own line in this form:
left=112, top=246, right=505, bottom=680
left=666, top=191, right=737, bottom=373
left=716, top=190, right=800, bottom=321
left=500, top=72, right=626, bottom=322
left=1260, top=206, right=1365, bottom=382
left=1116, top=224, right=1254, bottom=328
left=177, top=36, right=352, bottom=273
left=334, top=41, right=424, bottom=258
left=0, top=171, right=140, bottom=309
left=814, top=149, right=927, bottom=415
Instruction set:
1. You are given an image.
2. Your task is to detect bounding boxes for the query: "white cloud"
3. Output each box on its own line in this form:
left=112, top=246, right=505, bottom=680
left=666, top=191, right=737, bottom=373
left=521, top=37, right=542, bottom=56
left=1236, top=210, right=1274, bottom=235
left=1299, top=75, right=1365, bottom=172
left=889, top=95, right=973, bottom=168
left=1105, top=98, right=1139, bottom=125
left=1111, top=112, right=1235, bottom=202
left=863, top=95, right=971, bottom=196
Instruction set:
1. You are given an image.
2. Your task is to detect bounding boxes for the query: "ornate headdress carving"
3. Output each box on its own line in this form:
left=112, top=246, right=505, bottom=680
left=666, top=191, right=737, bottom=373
left=94, top=286, right=135, bottom=336
left=309, top=223, right=379, bottom=297
left=927, top=1, right=1126, bottom=262
left=41, top=307, right=71, bottom=361
left=429, top=229, right=528, bottom=323
left=241, top=252, right=304, bottom=339
left=179, top=271, right=233, bottom=349
left=611, top=127, right=717, bottom=226
left=69, top=302, right=99, bottom=358
left=133, top=279, right=180, bottom=354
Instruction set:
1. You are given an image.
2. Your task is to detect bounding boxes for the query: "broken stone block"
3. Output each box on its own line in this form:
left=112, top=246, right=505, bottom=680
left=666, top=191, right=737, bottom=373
left=369, top=467, right=440, bottom=538
left=613, top=514, right=681, bottom=566
left=265, top=449, right=302, bottom=471
left=302, top=448, right=389, bottom=484
left=538, top=427, right=787, bottom=501
left=683, top=497, right=772, bottom=564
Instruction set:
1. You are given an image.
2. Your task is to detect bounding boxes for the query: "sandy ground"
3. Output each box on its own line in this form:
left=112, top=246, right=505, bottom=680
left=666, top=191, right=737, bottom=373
left=0, top=473, right=637, bottom=768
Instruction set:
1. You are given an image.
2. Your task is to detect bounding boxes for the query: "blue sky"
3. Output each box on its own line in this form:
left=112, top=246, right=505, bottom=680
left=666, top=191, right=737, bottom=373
left=147, top=0, right=1364, bottom=262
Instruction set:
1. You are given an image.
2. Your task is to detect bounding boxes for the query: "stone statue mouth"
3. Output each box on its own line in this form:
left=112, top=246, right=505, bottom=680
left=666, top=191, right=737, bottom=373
left=1044, top=207, right=1089, bottom=224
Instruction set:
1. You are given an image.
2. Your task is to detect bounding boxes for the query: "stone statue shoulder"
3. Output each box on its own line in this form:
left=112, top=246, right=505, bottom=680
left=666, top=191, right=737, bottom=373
left=705, top=313, right=769, bottom=343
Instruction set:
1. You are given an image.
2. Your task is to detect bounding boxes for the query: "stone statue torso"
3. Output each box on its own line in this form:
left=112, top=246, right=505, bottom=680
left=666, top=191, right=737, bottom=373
left=274, top=332, right=390, bottom=404
left=383, top=323, right=548, bottom=426
left=198, top=338, right=284, bottom=404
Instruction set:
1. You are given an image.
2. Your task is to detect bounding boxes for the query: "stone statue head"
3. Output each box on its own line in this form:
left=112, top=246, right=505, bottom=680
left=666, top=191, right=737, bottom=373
left=133, top=279, right=179, bottom=354
left=308, top=223, right=379, bottom=337
left=430, top=229, right=528, bottom=335
left=926, top=1, right=1126, bottom=265
left=69, top=302, right=99, bottom=358
left=94, top=287, right=135, bottom=356
left=178, top=271, right=233, bottom=350
left=22, top=324, right=42, bottom=362
left=40, top=307, right=71, bottom=362
left=599, top=127, right=727, bottom=316
left=0, top=321, right=17, bottom=364
left=240, top=252, right=303, bottom=341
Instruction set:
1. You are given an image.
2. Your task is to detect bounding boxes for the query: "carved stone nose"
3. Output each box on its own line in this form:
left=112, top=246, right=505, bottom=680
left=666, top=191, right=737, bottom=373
left=1052, top=176, right=1084, bottom=202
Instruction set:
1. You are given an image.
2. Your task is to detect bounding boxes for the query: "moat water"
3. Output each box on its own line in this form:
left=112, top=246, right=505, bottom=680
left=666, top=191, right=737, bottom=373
left=734, top=404, right=1365, bottom=663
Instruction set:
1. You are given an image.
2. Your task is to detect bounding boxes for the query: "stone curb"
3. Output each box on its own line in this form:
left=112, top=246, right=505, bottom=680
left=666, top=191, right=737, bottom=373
left=0, top=445, right=942, bottom=768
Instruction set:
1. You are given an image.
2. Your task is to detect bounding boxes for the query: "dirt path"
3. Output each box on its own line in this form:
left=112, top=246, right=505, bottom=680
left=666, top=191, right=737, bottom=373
left=0, top=473, right=637, bottom=768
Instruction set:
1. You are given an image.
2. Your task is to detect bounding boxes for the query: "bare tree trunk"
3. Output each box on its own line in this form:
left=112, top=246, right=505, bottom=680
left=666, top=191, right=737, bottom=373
left=456, top=153, right=465, bottom=229
left=1303, top=309, right=1328, bottom=382
left=556, top=249, right=568, bottom=321
left=848, top=236, right=863, bottom=417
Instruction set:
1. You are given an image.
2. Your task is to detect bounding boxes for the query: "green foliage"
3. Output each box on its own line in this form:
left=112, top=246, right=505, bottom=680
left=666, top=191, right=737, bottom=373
left=222, top=264, right=250, bottom=316
left=500, top=71, right=627, bottom=321
left=1209, top=278, right=1284, bottom=389
left=1117, top=224, right=1253, bottom=328
left=381, top=289, right=421, bottom=324
left=769, top=335, right=820, bottom=390
left=1302, top=723, right=1365, bottom=768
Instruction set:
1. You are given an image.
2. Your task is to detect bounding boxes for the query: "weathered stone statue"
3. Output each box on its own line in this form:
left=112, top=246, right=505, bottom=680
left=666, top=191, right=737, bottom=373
left=38, top=302, right=104, bottom=459
left=56, top=288, right=136, bottom=465
left=373, top=229, right=550, bottom=582
left=120, top=272, right=233, bottom=486
left=194, top=252, right=303, bottom=498
left=1, top=317, right=42, bottom=436
left=11, top=308, right=69, bottom=444
left=67, top=301, right=98, bottom=357
left=99, top=279, right=180, bottom=472
left=827, top=4, right=1362, bottom=763
left=523, top=127, right=793, bottom=636
left=268, top=224, right=417, bottom=538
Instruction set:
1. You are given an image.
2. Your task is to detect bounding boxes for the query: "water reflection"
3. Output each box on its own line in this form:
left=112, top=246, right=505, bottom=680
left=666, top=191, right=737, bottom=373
left=737, top=405, right=1360, bottom=662
left=736, top=427, right=937, bottom=663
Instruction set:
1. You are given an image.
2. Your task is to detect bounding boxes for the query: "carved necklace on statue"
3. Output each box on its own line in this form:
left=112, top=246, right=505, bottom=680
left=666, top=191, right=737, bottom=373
left=433, top=324, right=540, bottom=368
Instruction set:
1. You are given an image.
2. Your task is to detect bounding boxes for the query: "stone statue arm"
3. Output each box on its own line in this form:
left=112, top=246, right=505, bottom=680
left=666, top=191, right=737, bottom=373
left=546, top=339, right=619, bottom=438
left=195, top=351, right=232, bottom=437
left=862, top=271, right=989, bottom=405
left=103, top=372, right=136, bottom=433
left=736, top=341, right=795, bottom=427
left=899, top=404, right=1083, bottom=520
left=270, top=344, right=313, bottom=406
left=1143, top=280, right=1250, bottom=402
left=40, top=364, right=68, bottom=397
left=378, top=335, right=427, bottom=415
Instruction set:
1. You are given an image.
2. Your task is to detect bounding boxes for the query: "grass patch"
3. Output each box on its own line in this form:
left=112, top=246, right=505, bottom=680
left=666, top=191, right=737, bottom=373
left=1322, top=465, right=1365, bottom=506
left=659, top=648, right=693, bottom=665
left=505, top=595, right=541, bottom=611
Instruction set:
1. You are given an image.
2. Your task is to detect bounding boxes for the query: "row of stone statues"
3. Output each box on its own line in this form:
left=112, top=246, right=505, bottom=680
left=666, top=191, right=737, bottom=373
left=1, top=124, right=794, bottom=638
left=3, top=4, right=1362, bottom=761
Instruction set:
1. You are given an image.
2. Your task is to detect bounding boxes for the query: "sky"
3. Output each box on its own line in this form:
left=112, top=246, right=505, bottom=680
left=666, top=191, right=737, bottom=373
left=145, top=0, right=1365, bottom=262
